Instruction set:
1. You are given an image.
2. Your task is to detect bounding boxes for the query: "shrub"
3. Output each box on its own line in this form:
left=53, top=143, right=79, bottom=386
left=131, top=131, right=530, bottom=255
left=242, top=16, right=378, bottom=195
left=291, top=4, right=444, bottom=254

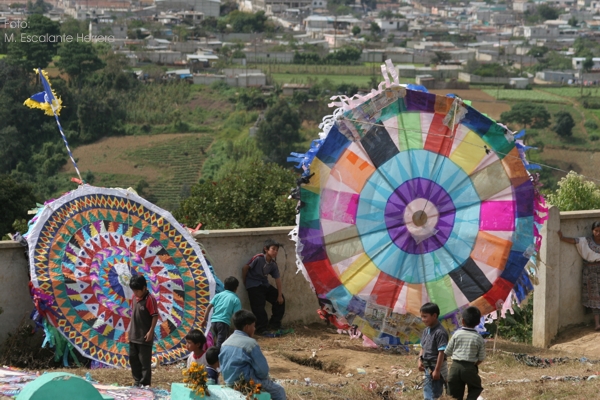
left=585, top=120, right=598, bottom=130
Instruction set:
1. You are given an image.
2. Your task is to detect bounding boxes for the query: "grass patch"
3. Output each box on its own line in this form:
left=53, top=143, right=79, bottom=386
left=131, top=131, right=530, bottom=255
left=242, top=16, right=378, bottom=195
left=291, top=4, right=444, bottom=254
left=124, top=134, right=214, bottom=209
left=537, top=87, right=600, bottom=98
left=483, top=89, right=567, bottom=103
left=271, top=73, right=375, bottom=86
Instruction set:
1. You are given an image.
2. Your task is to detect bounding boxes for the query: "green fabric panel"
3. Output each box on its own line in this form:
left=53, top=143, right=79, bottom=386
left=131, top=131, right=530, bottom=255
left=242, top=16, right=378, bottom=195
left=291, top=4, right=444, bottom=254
left=470, top=160, right=511, bottom=201
left=380, top=101, right=399, bottom=122
left=300, top=188, right=321, bottom=230
left=398, top=112, right=422, bottom=151
left=483, top=123, right=513, bottom=159
left=324, top=225, right=364, bottom=265
left=425, top=275, right=457, bottom=316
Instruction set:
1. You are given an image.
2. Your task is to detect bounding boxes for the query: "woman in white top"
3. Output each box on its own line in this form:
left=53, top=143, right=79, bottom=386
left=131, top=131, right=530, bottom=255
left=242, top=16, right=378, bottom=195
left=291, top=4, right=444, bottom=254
left=559, top=221, right=600, bottom=331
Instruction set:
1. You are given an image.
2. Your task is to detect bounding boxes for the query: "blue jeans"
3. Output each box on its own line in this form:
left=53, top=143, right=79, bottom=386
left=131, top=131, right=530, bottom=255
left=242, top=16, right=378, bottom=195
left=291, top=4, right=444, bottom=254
left=423, top=367, right=445, bottom=400
left=259, top=378, right=286, bottom=400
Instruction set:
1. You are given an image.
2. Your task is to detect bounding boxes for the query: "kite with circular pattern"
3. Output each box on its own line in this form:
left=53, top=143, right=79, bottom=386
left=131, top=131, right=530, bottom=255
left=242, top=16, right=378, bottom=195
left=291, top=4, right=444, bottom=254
left=25, top=185, right=216, bottom=367
left=290, top=64, right=539, bottom=345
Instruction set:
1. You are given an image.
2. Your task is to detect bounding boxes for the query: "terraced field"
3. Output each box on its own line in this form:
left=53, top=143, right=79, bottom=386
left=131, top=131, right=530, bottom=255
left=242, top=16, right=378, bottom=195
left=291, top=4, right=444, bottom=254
left=60, top=133, right=214, bottom=210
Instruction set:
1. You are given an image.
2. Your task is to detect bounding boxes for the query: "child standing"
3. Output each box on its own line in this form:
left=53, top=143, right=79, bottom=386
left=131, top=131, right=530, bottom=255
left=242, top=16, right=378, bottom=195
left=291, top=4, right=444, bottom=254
left=242, top=239, right=285, bottom=334
left=185, top=329, right=208, bottom=368
left=200, top=276, right=242, bottom=348
left=418, top=302, right=448, bottom=400
left=445, top=306, right=486, bottom=400
left=204, top=346, right=220, bottom=384
left=220, top=310, right=286, bottom=400
left=128, top=275, right=159, bottom=387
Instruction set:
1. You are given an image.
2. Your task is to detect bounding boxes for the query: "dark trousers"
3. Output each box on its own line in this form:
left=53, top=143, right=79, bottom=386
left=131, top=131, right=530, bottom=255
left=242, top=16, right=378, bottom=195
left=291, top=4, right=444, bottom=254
left=129, top=342, right=153, bottom=386
left=447, top=360, right=482, bottom=400
left=211, top=321, right=230, bottom=349
left=247, top=285, right=285, bottom=332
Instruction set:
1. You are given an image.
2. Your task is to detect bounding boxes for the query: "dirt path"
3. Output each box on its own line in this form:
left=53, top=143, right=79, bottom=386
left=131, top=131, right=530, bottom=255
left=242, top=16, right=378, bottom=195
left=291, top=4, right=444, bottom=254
left=550, top=325, right=600, bottom=357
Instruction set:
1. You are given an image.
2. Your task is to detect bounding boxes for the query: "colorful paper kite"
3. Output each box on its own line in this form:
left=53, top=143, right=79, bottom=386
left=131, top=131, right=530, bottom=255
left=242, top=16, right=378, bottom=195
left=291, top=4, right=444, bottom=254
left=290, top=62, right=540, bottom=345
left=25, top=185, right=216, bottom=367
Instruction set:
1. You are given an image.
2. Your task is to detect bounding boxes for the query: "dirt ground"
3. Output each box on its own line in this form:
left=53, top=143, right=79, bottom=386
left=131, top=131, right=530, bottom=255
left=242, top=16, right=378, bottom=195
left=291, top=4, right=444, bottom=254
left=5, top=323, right=595, bottom=400
left=550, top=324, right=600, bottom=357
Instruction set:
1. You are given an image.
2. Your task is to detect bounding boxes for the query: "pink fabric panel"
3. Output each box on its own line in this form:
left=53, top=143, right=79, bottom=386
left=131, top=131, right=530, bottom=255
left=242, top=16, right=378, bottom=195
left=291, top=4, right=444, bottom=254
left=479, top=201, right=515, bottom=231
left=320, top=188, right=359, bottom=224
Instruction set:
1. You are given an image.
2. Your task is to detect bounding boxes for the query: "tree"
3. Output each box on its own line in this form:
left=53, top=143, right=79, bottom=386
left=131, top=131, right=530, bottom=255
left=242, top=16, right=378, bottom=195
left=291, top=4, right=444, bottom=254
left=527, top=46, right=549, bottom=59
left=256, top=98, right=303, bottom=166
left=546, top=171, right=600, bottom=211
left=432, top=51, right=451, bottom=65
left=0, top=174, right=37, bottom=238
left=553, top=111, right=575, bottom=138
left=583, top=56, right=594, bottom=72
left=370, top=22, right=381, bottom=36
left=500, top=103, right=551, bottom=129
left=352, top=25, right=361, bottom=37
left=175, top=160, right=297, bottom=229
left=56, top=41, right=105, bottom=90
left=537, top=4, right=559, bottom=20
left=6, top=14, right=61, bottom=72
left=568, top=17, right=578, bottom=27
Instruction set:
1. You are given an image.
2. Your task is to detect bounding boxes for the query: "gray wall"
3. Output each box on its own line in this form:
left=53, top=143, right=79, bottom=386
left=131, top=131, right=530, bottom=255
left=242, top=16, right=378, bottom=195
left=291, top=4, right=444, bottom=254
left=194, top=226, right=320, bottom=325
left=533, top=208, right=598, bottom=348
left=0, top=226, right=319, bottom=344
left=0, top=242, right=32, bottom=343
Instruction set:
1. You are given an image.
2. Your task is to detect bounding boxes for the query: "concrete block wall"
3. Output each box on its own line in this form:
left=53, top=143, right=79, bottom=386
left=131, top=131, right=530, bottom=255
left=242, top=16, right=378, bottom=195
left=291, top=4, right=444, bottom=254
left=0, top=226, right=320, bottom=344
left=533, top=208, right=599, bottom=348
left=0, top=241, right=32, bottom=342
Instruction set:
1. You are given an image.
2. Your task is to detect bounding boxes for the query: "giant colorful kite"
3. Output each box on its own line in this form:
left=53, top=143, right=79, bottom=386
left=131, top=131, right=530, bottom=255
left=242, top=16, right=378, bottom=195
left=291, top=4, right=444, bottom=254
left=25, top=185, right=216, bottom=367
left=22, top=69, right=217, bottom=368
left=290, top=62, right=544, bottom=345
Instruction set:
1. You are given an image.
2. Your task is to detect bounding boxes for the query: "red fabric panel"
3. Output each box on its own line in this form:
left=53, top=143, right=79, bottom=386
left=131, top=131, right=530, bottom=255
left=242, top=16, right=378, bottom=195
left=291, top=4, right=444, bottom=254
left=303, top=259, right=342, bottom=295
left=424, top=113, right=455, bottom=157
left=371, top=272, right=404, bottom=308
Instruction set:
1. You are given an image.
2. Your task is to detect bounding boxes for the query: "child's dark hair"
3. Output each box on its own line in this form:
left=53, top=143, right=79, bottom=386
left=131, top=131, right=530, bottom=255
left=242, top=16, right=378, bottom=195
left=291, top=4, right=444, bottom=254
left=205, top=346, right=220, bottom=365
left=185, top=329, right=207, bottom=345
left=461, top=306, right=481, bottom=328
left=224, top=276, right=239, bottom=291
left=592, top=221, right=600, bottom=231
left=420, top=302, right=440, bottom=317
left=129, top=275, right=147, bottom=290
left=262, top=239, right=280, bottom=253
left=233, top=310, right=257, bottom=330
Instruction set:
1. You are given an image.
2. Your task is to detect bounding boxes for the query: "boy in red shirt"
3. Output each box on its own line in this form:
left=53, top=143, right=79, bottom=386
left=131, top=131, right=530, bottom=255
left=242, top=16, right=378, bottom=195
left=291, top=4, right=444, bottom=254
left=128, top=275, right=159, bottom=387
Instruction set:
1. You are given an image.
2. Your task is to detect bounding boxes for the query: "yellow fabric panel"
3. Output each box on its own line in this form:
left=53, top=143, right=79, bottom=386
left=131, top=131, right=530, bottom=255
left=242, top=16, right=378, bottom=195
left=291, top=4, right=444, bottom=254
left=303, top=158, right=331, bottom=195
left=405, top=283, right=423, bottom=316
left=449, top=130, right=487, bottom=175
left=470, top=160, right=511, bottom=201
left=340, top=253, right=380, bottom=295
left=324, top=225, right=364, bottom=265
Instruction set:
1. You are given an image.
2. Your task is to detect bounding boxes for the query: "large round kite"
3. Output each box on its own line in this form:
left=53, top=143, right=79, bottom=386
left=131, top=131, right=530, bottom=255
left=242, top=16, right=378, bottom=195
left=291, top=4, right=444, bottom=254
left=25, top=185, right=215, bottom=367
left=291, top=65, right=538, bottom=345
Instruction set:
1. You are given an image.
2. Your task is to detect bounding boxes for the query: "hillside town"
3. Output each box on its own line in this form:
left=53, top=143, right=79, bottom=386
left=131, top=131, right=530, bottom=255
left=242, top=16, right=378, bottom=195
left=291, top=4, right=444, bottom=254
left=2, top=0, right=599, bottom=88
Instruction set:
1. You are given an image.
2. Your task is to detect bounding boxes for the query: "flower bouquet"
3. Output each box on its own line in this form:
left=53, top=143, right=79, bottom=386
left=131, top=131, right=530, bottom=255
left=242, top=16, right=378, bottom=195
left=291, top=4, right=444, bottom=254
left=233, top=373, right=262, bottom=400
left=183, top=362, right=210, bottom=397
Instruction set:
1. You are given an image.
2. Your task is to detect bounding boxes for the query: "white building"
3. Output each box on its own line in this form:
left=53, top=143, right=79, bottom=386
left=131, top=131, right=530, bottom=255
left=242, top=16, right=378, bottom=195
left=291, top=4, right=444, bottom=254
left=155, top=0, right=220, bottom=18
left=373, top=18, right=407, bottom=32
left=572, top=57, right=600, bottom=70
left=523, top=26, right=559, bottom=39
